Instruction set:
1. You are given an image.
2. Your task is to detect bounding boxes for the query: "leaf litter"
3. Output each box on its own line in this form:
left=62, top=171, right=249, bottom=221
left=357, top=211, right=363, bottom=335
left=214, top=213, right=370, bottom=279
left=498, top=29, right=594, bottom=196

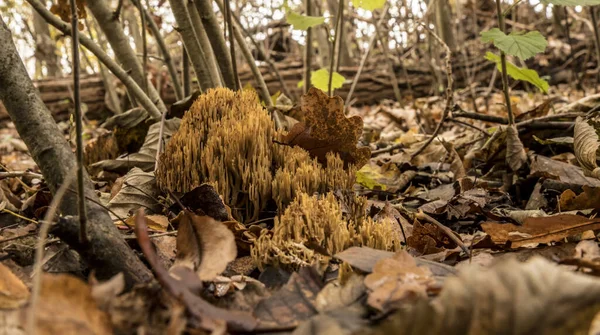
left=4, top=82, right=600, bottom=335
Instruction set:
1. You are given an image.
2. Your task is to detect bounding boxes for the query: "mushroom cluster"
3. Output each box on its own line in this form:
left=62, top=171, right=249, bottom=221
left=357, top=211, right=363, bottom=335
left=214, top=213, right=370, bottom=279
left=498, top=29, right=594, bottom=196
left=156, top=88, right=356, bottom=222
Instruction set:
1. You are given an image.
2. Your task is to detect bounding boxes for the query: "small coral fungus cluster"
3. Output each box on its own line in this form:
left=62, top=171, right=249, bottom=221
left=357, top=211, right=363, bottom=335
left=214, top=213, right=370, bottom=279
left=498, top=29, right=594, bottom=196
left=252, top=192, right=400, bottom=270
left=156, top=88, right=399, bottom=269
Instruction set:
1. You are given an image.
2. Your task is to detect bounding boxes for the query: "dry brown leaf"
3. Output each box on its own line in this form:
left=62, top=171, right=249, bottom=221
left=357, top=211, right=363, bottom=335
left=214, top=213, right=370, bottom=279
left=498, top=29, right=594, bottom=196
left=481, top=214, right=600, bottom=248
left=90, top=273, right=125, bottom=311
left=50, top=0, right=86, bottom=30
left=125, top=214, right=169, bottom=232
left=29, top=273, right=112, bottom=335
left=367, top=256, right=600, bottom=334
left=406, top=220, right=453, bottom=256
left=172, top=211, right=237, bottom=281
left=282, top=87, right=370, bottom=168
left=364, top=250, right=436, bottom=312
left=505, top=125, right=527, bottom=172
left=0, top=263, right=28, bottom=309
left=107, top=168, right=161, bottom=221
left=559, top=185, right=600, bottom=211
left=253, top=267, right=324, bottom=330
left=573, top=117, right=600, bottom=179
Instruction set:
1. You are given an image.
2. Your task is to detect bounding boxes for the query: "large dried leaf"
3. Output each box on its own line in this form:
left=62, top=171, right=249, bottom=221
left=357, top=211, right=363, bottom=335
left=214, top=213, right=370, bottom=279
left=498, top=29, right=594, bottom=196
left=559, top=185, right=600, bottom=211
left=28, top=273, right=112, bottom=335
left=481, top=214, right=600, bottom=248
left=366, top=256, right=600, bottom=334
left=254, top=267, right=324, bottom=330
left=506, top=125, right=527, bottom=171
left=171, top=211, right=237, bottom=281
left=93, top=118, right=181, bottom=173
left=0, top=263, right=28, bottom=309
left=282, top=87, right=370, bottom=168
left=573, top=117, right=600, bottom=178
left=364, top=251, right=436, bottom=312
left=107, top=168, right=161, bottom=221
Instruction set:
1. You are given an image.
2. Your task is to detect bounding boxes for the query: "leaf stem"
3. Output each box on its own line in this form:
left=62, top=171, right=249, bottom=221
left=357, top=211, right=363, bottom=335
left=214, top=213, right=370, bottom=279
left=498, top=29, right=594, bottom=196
left=328, top=0, right=343, bottom=96
left=495, top=0, right=514, bottom=125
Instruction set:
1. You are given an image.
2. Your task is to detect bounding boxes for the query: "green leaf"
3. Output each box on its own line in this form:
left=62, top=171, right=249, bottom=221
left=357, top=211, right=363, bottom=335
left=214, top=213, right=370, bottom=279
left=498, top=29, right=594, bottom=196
left=540, top=0, right=600, bottom=5
left=286, top=11, right=325, bottom=30
left=355, top=0, right=386, bottom=11
left=297, top=80, right=304, bottom=88
left=311, top=69, right=346, bottom=92
left=484, top=52, right=549, bottom=93
left=481, top=28, right=547, bottom=60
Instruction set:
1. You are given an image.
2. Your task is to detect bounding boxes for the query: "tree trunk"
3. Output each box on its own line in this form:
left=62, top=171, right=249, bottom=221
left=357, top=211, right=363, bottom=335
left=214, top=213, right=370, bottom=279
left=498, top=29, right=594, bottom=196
left=86, top=0, right=167, bottom=113
left=435, top=0, right=457, bottom=51
left=32, top=10, right=60, bottom=77
left=0, top=17, right=152, bottom=287
left=193, top=0, right=236, bottom=89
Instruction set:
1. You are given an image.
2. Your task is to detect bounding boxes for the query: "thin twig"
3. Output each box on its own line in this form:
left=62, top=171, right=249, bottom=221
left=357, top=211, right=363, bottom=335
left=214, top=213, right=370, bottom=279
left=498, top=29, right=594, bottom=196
left=0, top=171, right=43, bottom=179
left=124, top=230, right=177, bottom=239
left=416, top=211, right=470, bottom=256
left=410, top=24, right=453, bottom=160
left=495, top=0, right=515, bottom=125
left=69, top=0, right=88, bottom=244
left=346, top=4, right=389, bottom=107
left=0, top=209, right=39, bottom=225
left=138, top=0, right=148, bottom=94
left=0, top=232, right=37, bottom=244
left=304, top=0, right=313, bottom=93
left=328, top=0, right=343, bottom=96
left=27, top=172, right=76, bottom=335
left=224, top=0, right=240, bottom=90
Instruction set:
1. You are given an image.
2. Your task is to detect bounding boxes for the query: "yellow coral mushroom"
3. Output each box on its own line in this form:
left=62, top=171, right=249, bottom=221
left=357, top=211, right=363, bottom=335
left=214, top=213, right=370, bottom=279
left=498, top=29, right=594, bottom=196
left=157, top=88, right=357, bottom=223
left=252, top=192, right=400, bottom=270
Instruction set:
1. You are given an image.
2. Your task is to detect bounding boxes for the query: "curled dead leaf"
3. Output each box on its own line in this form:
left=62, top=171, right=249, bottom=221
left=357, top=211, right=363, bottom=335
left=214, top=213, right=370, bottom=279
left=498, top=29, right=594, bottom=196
left=574, top=117, right=600, bottom=178
left=171, top=211, right=237, bottom=281
left=505, top=125, right=527, bottom=172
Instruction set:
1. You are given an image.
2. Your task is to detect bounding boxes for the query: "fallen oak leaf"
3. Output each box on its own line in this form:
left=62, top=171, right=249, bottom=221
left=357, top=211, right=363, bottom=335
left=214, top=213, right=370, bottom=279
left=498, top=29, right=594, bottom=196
left=134, top=209, right=257, bottom=332
left=281, top=87, right=370, bottom=168
left=481, top=214, right=600, bottom=248
left=171, top=210, right=237, bottom=281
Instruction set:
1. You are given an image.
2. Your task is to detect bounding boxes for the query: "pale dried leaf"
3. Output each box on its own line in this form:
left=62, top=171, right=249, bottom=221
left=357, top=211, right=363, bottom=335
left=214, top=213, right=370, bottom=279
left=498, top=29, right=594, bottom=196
left=574, top=117, right=600, bottom=178
left=107, top=168, right=161, bottom=221
left=0, top=263, right=28, bottom=309
left=171, top=212, right=237, bottom=281
left=29, top=273, right=112, bottom=335
left=506, top=125, right=527, bottom=171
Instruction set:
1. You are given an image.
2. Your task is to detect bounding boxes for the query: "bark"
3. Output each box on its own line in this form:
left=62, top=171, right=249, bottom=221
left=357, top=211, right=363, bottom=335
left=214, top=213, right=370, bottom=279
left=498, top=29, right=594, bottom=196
left=326, top=0, right=353, bottom=67
left=193, top=0, right=237, bottom=89
left=27, top=0, right=162, bottom=119
left=130, top=0, right=183, bottom=100
left=86, top=0, right=167, bottom=113
left=32, top=10, right=60, bottom=76
left=188, top=1, right=223, bottom=86
left=168, top=0, right=218, bottom=90
left=435, top=0, right=457, bottom=51
left=0, top=17, right=152, bottom=286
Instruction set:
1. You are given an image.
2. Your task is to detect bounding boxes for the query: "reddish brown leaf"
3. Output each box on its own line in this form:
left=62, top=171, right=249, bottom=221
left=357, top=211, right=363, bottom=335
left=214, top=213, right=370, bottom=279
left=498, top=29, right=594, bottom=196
left=559, top=185, right=600, bottom=211
left=481, top=214, right=600, bottom=248
left=282, top=87, right=370, bottom=168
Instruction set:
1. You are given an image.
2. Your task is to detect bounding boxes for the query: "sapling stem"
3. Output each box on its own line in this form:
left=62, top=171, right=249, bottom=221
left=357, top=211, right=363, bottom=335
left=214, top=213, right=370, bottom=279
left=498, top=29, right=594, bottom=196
left=495, top=0, right=514, bottom=125
left=328, top=0, right=344, bottom=96
left=70, top=0, right=88, bottom=244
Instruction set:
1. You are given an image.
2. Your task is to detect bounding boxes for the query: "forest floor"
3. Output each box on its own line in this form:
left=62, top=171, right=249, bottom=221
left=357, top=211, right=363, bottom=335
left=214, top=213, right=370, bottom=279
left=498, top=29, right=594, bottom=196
left=2, top=83, right=600, bottom=334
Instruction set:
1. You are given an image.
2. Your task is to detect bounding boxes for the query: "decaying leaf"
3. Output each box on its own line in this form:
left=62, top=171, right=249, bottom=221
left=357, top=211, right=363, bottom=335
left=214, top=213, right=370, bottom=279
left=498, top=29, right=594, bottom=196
left=481, top=214, right=600, bottom=248
left=168, top=184, right=231, bottom=221
left=50, top=0, right=87, bottom=30
left=93, top=118, right=181, bottom=173
left=28, top=273, right=113, bottom=335
left=135, top=211, right=256, bottom=332
left=171, top=211, right=237, bottom=281
left=282, top=87, right=371, bottom=168
left=253, top=267, right=324, bottom=330
left=366, top=256, right=600, bottom=334
left=0, top=263, right=28, bottom=309
left=559, top=185, right=600, bottom=211
left=107, top=168, right=161, bottom=221
left=406, top=220, right=458, bottom=256
left=573, top=117, right=600, bottom=179
left=505, top=125, right=527, bottom=171
left=364, top=251, right=436, bottom=312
